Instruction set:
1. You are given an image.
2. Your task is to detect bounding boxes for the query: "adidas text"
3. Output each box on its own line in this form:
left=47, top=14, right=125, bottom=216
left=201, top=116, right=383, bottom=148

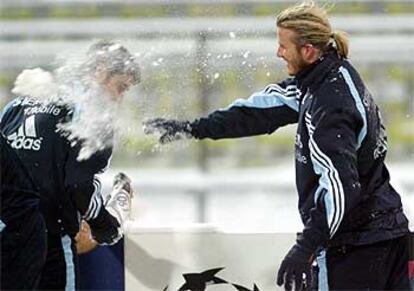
left=8, top=135, right=42, bottom=151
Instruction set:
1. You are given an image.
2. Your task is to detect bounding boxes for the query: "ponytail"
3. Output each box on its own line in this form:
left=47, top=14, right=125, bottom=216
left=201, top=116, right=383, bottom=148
left=331, top=30, right=349, bottom=59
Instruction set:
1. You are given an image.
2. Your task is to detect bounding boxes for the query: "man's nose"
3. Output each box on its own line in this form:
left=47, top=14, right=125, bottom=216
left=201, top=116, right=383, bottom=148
left=276, top=47, right=283, bottom=58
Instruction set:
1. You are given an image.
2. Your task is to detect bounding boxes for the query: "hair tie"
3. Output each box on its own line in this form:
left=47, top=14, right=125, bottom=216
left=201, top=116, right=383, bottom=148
left=329, top=32, right=337, bottom=49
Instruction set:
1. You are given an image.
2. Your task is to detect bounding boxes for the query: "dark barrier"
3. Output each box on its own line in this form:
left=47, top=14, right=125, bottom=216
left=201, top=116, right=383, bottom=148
left=78, top=238, right=124, bottom=291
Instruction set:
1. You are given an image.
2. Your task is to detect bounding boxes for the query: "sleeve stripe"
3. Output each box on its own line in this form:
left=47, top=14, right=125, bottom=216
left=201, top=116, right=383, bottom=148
left=267, top=89, right=299, bottom=99
left=90, top=179, right=102, bottom=219
left=225, top=84, right=301, bottom=112
left=264, top=83, right=298, bottom=95
left=83, top=177, right=103, bottom=221
left=304, top=112, right=315, bottom=134
left=0, top=219, right=5, bottom=232
left=308, top=141, right=339, bottom=232
left=309, top=137, right=345, bottom=237
left=339, top=66, right=367, bottom=149
left=90, top=195, right=103, bottom=220
left=306, top=114, right=345, bottom=237
left=83, top=199, right=94, bottom=221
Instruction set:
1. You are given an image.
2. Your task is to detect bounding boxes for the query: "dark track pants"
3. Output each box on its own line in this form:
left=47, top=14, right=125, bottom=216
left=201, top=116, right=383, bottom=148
left=1, top=212, right=47, bottom=290
left=317, top=234, right=412, bottom=290
left=38, top=233, right=78, bottom=291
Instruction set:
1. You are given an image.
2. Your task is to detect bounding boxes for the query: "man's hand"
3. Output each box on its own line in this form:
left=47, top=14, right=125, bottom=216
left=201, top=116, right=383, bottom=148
left=277, top=244, right=314, bottom=291
left=143, top=118, right=193, bottom=144
left=75, top=220, right=97, bottom=254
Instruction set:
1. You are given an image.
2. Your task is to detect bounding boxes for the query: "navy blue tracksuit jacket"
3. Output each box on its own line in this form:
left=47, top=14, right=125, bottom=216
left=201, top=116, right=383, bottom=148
left=190, top=49, right=409, bottom=250
left=0, top=97, right=119, bottom=242
left=1, top=134, right=47, bottom=289
left=1, top=97, right=122, bottom=289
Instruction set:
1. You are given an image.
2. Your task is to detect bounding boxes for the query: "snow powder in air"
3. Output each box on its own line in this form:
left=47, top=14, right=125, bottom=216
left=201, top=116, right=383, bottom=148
left=11, top=46, right=133, bottom=161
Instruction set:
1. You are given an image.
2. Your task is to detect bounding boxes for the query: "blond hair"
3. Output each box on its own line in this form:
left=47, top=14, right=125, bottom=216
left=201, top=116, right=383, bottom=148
left=276, top=1, right=349, bottom=59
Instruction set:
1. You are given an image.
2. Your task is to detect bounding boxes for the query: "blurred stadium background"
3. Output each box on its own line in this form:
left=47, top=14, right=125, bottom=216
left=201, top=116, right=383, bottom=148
left=0, top=0, right=413, bottom=229
left=1, top=1, right=413, bottom=289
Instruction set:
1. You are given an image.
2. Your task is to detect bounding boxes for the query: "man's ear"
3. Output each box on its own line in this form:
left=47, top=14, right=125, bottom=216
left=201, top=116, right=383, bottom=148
left=301, top=44, right=320, bottom=63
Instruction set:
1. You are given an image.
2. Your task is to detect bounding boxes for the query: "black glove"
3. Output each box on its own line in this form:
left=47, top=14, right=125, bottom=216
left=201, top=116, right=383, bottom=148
left=143, top=118, right=193, bottom=144
left=277, top=244, right=314, bottom=291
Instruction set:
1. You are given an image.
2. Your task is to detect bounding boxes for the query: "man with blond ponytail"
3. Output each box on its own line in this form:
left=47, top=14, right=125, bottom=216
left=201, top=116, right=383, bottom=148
left=144, top=1, right=411, bottom=290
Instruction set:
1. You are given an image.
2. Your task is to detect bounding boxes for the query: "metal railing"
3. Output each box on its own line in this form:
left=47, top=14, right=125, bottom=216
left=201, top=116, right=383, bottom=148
left=2, top=15, right=414, bottom=39
left=1, top=15, right=414, bottom=72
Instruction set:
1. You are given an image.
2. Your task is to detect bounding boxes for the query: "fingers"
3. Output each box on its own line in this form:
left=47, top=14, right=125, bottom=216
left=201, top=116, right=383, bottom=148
left=159, top=133, right=172, bottom=144
left=159, top=132, right=181, bottom=144
left=284, top=270, right=294, bottom=291
left=278, top=265, right=306, bottom=291
left=142, top=118, right=167, bottom=135
left=294, top=273, right=303, bottom=291
left=305, top=269, right=312, bottom=291
left=143, top=118, right=166, bottom=126
left=143, top=118, right=192, bottom=144
left=277, top=261, right=286, bottom=287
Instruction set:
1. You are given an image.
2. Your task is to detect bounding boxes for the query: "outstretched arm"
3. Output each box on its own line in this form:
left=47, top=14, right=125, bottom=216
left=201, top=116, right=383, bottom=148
left=144, top=80, right=300, bottom=143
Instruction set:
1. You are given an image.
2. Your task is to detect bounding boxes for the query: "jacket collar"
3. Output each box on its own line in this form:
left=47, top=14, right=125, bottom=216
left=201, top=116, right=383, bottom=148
left=295, top=48, right=342, bottom=93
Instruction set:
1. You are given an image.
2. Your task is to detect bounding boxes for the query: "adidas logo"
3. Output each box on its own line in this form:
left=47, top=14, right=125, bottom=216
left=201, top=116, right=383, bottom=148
left=7, top=115, right=43, bottom=151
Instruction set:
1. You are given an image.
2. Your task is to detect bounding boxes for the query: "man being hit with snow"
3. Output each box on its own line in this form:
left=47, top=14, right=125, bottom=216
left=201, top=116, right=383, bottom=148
left=0, top=40, right=140, bottom=290
left=144, top=1, right=411, bottom=290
